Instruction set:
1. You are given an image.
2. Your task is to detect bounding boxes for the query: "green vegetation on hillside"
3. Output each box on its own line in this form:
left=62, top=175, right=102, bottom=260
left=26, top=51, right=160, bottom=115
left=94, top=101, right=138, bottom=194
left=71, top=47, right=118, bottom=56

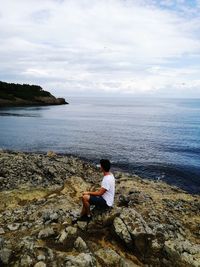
left=0, top=81, right=52, bottom=101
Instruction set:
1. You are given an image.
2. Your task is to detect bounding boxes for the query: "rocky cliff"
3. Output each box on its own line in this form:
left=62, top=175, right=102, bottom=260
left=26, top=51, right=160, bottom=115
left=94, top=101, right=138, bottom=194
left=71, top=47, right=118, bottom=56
left=0, top=81, right=68, bottom=107
left=0, top=151, right=199, bottom=267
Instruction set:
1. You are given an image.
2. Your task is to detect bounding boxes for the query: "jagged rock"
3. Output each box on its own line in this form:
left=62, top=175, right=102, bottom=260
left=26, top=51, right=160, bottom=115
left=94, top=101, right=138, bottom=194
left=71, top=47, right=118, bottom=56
left=38, top=227, right=55, bottom=239
left=114, top=208, right=154, bottom=259
left=113, top=217, right=132, bottom=247
left=64, top=253, right=96, bottom=267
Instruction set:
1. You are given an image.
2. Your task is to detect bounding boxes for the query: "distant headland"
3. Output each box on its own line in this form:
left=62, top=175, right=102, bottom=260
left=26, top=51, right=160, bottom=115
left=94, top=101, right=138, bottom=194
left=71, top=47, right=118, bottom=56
left=0, top=81, right=68, bottom=107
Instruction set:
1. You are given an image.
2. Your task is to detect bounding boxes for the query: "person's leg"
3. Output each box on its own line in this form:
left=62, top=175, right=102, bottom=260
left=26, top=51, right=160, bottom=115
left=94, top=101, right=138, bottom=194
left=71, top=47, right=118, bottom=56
left=81, top=194, right=90, bottom=216
left=89, top=196, right=108, bottom=211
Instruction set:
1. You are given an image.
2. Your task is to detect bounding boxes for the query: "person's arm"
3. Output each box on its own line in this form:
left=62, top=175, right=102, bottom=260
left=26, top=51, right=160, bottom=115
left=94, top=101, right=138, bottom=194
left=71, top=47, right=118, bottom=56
left=83, top=187, right=106, bottom=196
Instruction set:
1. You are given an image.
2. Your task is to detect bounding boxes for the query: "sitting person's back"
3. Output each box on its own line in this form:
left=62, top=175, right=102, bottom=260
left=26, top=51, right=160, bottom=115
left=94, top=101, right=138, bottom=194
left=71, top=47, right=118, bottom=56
left=100, top=171, right=115, bottom=207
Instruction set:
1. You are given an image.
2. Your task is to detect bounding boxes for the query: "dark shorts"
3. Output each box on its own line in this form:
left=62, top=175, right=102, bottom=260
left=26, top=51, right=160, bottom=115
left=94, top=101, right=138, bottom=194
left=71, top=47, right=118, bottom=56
left=89, top=196, right=108, bottom=208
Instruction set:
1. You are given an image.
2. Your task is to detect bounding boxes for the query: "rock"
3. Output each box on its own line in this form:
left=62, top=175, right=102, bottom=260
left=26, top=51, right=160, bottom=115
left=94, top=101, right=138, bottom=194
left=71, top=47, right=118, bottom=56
left=37, top=254, right=46, bottom=261
left=57, top=229, right=68, bottom=244
left=34, top=262, right=46, bottom=267
left=118, top=195, right=130, bottom=207
left=47, top=151, right=57, bottom=158
left=38, top=227, right=55, bottom=239
left=77, top=221, right=88, bottom=230
left=164, top=239, right=200, bottom=267
left=0, top=228, right=5, bottom=234
left=19, top=255, right=33, bottom=266
left=74, top=237, right=89, bottom=252
left=0, top=248, right=12, bottom=264
left=47, top=193, right=57, bottom=199
left=7, top=223, right=20, bottom=231
left=42, top=211, right=59, bottom=223
left=95, top=247, right=121, bottom=266
left=0, top=237, right=5, bottom=249
left=19, top=236, right=35, bottom=251
left=120, top=258, right=141, bottom=267
left=176, top=240, right=200, bottom=255
left=57, top=226, right=77, bottom=247
left=114, top=208, right=154, bottom=259
left=87, top=207, right=120, bottom=230
left=119, top=191, right=152, bottom=206
left=113, top=217, right=132, bottom=247
left=64, top=253, right=96, bottom=267
left=56, top=97, right=67, bottom=105
left=50, top=212, right=59, bottom=222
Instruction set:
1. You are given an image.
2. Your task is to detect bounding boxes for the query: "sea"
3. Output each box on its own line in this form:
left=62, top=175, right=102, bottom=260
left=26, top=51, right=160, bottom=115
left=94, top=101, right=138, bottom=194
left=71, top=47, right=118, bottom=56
left=0, top=97, right=199, bottom=194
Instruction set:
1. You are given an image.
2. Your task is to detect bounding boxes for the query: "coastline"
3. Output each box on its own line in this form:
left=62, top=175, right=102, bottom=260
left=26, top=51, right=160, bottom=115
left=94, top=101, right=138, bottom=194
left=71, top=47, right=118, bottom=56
left=0, top=150, right=199, bottom=266
left=0, top=81, right=68, bottom=107
left=0, top=98, right=68, bottom=107
left=1, top=148, right=199, bottom=195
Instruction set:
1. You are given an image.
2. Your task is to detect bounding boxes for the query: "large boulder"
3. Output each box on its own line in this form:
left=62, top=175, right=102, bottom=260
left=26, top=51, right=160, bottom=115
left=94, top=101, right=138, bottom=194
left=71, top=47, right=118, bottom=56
left=87, top=207, right=121, bottom=230
left=113, top=217, right=132, bottom=247
left=113, top=208, right=154, bottom=260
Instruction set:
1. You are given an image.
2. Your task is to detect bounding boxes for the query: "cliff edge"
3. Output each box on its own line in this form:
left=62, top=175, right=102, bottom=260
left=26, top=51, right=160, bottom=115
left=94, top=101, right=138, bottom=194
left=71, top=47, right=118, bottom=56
left=0, top=81, right=68, bottom=107
left=0, top=151, right=199, bottom=266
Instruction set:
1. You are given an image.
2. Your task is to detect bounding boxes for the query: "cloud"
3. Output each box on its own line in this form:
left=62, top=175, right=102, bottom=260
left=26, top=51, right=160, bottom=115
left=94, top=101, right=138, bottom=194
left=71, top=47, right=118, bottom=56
left=0, top=0, right=200, bottom=97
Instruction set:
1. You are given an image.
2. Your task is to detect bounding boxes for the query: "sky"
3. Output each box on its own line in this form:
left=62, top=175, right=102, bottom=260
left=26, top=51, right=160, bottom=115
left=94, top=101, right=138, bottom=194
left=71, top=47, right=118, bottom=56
left=0, top=0, right=200, bottom=98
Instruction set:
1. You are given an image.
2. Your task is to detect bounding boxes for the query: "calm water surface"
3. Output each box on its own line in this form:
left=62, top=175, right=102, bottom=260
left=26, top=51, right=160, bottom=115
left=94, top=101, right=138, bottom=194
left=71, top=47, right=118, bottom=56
left=0, top=97, right=200, bottom=194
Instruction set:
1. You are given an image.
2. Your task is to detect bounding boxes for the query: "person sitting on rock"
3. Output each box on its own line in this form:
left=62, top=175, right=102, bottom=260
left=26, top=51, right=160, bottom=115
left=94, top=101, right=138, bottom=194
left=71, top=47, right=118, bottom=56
left=79, top=159, right=115, bottom=221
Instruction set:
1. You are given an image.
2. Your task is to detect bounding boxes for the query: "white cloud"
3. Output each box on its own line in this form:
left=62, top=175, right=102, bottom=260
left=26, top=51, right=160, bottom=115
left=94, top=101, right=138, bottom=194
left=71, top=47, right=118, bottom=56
left=0, top=0, right=200, bottom=97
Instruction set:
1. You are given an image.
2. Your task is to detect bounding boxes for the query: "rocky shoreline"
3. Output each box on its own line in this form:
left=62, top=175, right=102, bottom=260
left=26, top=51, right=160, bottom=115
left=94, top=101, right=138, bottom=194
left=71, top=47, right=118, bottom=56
left=0, top=150, right=199, bottom=266
left=0, top=96, right=67, bottom=107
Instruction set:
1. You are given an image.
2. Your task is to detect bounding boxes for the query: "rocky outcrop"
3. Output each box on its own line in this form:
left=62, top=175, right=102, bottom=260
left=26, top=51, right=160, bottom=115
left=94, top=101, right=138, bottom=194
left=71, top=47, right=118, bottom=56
left=0, top=96, right=68, bottom=107
left=0, top=81, right=68, bottom=107
left=0, top=151, right=199, bottom=266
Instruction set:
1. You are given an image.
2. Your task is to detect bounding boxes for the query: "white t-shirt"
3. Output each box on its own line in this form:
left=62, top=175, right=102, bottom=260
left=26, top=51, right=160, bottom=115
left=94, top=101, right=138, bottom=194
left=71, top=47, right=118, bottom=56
left=101, top=173, right=115, bottom=207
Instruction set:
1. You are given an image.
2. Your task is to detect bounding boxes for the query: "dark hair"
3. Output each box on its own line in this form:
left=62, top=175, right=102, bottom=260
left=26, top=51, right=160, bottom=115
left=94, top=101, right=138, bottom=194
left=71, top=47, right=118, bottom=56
left=100, top=159, right=111, bottom=172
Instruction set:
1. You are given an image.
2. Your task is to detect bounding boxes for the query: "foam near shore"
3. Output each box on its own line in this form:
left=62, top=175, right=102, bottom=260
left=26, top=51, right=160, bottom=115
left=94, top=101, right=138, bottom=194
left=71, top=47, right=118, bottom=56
left=0, top=150, right=199, bottom=266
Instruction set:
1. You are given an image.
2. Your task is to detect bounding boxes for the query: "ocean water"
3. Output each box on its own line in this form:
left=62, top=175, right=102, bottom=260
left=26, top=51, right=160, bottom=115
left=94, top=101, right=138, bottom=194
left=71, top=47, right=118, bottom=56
left=0, top=97, right=200, bottom=194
